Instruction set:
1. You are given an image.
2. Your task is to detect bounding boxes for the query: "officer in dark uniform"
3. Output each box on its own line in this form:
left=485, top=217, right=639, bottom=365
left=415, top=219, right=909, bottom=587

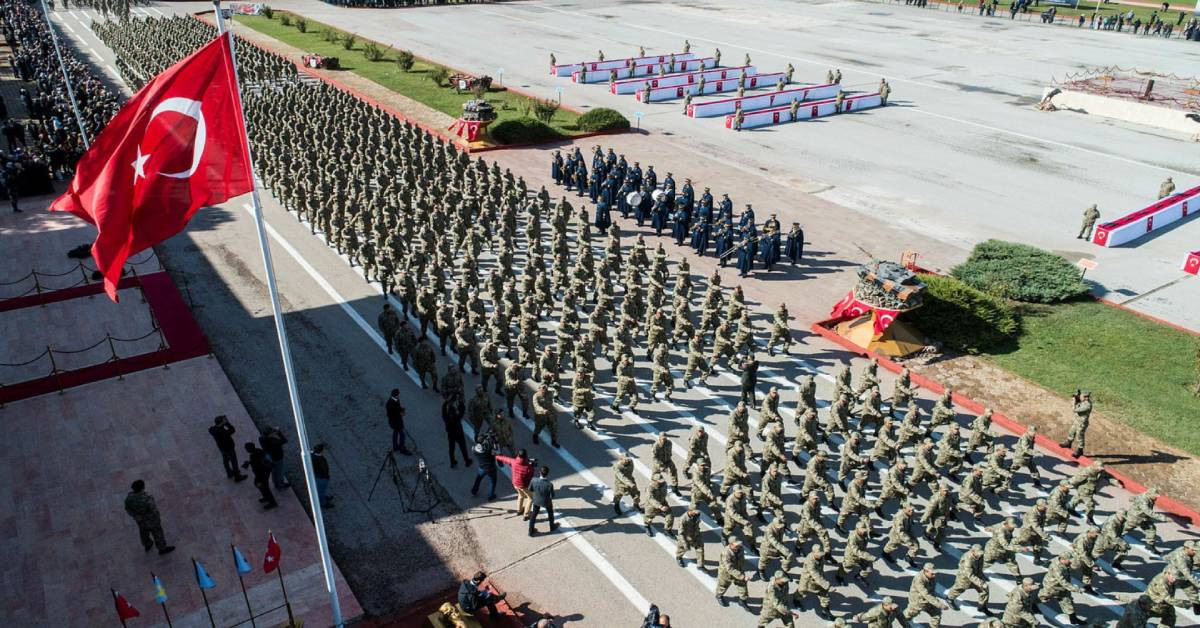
left=785, top=222, right=805, bottom=265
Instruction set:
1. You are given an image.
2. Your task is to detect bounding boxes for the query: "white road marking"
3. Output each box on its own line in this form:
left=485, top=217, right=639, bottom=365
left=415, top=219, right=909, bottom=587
left=151, top=7, right=166, bottom=17
left=239, top=203, right=656, bottom=614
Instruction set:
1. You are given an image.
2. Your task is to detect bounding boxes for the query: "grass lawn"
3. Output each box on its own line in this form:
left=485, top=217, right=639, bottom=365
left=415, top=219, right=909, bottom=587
left=984, top=299, right=1200, bottom=454
left=233, top=14, right=583, bottom=141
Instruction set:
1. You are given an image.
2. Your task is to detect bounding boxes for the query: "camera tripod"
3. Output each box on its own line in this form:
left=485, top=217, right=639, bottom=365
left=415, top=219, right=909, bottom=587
left=367, top=448, right=442, bottom=522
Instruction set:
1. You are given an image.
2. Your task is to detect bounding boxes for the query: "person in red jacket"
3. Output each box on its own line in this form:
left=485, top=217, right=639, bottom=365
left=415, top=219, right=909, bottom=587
left=495, top=448, right=536, bottom=519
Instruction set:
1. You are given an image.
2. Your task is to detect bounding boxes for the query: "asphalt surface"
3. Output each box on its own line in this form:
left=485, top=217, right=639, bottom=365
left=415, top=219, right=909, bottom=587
left=47, top=2, right=1200, bottom=626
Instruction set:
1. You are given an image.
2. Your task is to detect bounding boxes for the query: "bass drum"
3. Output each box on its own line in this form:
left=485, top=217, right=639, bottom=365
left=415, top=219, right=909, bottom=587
left=651, top=188, right=666, bottom=202
left=626, top=191, right=643, bottom=207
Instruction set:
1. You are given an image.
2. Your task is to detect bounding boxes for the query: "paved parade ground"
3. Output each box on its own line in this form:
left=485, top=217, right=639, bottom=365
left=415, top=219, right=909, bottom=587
left=10, top=0, right=1200, bottom=626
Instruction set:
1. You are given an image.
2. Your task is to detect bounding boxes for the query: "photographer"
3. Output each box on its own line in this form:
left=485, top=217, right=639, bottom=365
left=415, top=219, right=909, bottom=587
left=470, top=428, right=501, bottom=501
left=642, top=604, right=670, bottom=627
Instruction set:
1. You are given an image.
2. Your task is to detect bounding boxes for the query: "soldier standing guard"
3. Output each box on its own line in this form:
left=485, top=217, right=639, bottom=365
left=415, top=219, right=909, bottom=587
left=124, top=480, right=175, bottom=554
left=1077, top=205, right=1100, bottom=240
left=1059, top=390, right=1092, bottom=457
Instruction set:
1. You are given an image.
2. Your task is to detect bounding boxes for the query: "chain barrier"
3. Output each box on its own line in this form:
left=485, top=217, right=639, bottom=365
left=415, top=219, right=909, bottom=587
left=0, top=252, right=163, bottom=301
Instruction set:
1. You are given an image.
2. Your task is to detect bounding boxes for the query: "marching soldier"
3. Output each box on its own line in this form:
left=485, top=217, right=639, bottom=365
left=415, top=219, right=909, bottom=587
left=675, top=509, right=707, bottom=571
left=715, top=538, right=751, bottom=609
left=649, top=343, right=675, bottom=400
left=479, top=338, right=501, bottom=393
left=723, top=487, right=755, bottom=544
left=758, top=516, right=795, bottom=580
left=503, top=362, right=529, bottom=418
left=767, top=303, right=793, bottom=356
left=1146, top=568, right=1190, bottom=626
left=792, top=492, right=833, bottom=559
left=1039, top=553, right=1083, bottom=625
left=454, top=319, right=480, bottom=374
left=757, top=387, right=782, bottom=435
left=920, top=483, right=954, bottom=548
left=929, top=389, right=955, bottom=431
left=1068, top=462, right=1107, bottom=524
left=966, top=408, right=995, bottom=459
left=934, top=424, right=965, bottom=476
left=393, top=320, right=416, bottom=371
left=1009, top=425, right=1041, bottom=488
left=571, top=368, right=596, bottom=429
left=611, top=354, right=639, bottom=414
left=721, top=439, right=752, bottom=499
left=837, top=521, right=876, bottom=584
left=612, top=454, right=641, bottom=515
left=651, top=432, right=682, bottom=495
left=467, top=386, right=493, bottom=436
left=1014, top=499, right=1050, bottom=564
left=1001, top=578, right=1040, bottom=628
left=792, top=407, right=820, bottom=460
left=377, top=303, right=400, bottom=354
left=876, top=460, right=911, bottom=515
left=983, top=518, right=1026, bottom=576
left=643, top=474, right=674, bottom=536
left=890, top=367, right=914, bottom=416
left=685, top=426, right=710, bottom=480
left=882, top=501, right=919, bottom=566
left=691, top=460, right=722, bottom=525
left=1122, top=487, right=1166, bottom=554
left=981, top=444, right=1013, bottom=495
left=837, top=469, right=875, bottom=534
left=958, top=462, right=987, bottom=521
left=1070, top=527, right=1101, bottom=593
left=758, top=464, right=786, bottom=522
left=946, top=545, right=991, bottom=616
left=903, top=563, right=948, bottom=628
left=848, top=596, right=901, bottom=627
left=1093, top=509, right=1131, bottom=568
left=837, top=432, right=866, bottom=487
left=795, top=547, right=834, bottom=620
left=1163, top=541, right=1200, bottom=610
left=759, top=571, right=797, bottom=627
left=530, top=384, right=558, bottom=447
left=683, top=334, right=710, bottom=388
left=413, top=336, right=438, bottom=390
left=762, top=424, right=790, bottom=480
left=1045, top=478, right=1073, bottom=534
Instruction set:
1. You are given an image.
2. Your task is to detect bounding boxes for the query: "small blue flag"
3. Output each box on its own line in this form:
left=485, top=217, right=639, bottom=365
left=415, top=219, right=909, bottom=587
left=152, top=575, right=168, bottom=604
left=232, top=546, right=253, bottom=575
left=194, top=559, right=216, bottom=590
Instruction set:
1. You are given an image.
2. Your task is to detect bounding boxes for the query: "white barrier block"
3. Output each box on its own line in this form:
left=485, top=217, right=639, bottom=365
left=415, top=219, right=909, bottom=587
left=551, top=52, right=695, bottom=77
left=723, top=93, right=884, bottom=129
left=687, top=83, right=840, bottom=117
left=635, top=73, right=787, bottom=103
left=573, top=58, right=717, bottom=83
left=612, top=65, right=758, bottom=95
left=1092, top=186, right=1200, bottom=248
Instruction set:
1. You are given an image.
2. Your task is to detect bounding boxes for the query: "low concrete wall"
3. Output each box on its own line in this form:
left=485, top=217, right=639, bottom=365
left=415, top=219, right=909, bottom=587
left=1048, top=89, right=1200, bottom=137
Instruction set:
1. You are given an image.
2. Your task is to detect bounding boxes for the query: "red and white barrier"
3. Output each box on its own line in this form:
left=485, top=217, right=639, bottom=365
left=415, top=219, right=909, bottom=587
left=1092, top=186, right=1200, bottom=248
left=1182, top=250, right=1200, bottom=276
left=612, top=65, right=758, bottom=95
left=635, top=73, right=787, bottom=103
left=550, top=52, right=695, bottom=78
left=687, top=82, right=841, bottom=117
left=723, top=93, right=883, bottom=129
left=572, top=57, right=717, bottom=83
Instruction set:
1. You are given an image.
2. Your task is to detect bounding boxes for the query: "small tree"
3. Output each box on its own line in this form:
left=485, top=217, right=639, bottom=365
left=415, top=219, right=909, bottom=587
left=363, top=41, right=385, bottom=61
left=533, top=98, right=560, bottom=124
left=260, top=5, right=273, bottom=19
left=395, top=50, right=415, bottom=72
left=427, top=66, right=450, bottom=87
left=294, top=16, right=307, bottom=33
left=341, top=33, right=357, bottom=51
left=279, top=13, right=291, bottom=26
left=321, top=27, right=337, bottom=42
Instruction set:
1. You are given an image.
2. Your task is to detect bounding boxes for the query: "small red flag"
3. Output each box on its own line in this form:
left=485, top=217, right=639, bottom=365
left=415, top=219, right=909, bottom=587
left=112, top=589, right=140, bottom=621
left=51, top=32, right=254, bottom=301
left=263, top=531, right=281, bottom=573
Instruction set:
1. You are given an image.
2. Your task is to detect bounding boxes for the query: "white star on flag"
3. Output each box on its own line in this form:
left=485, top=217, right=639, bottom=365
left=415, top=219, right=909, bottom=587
left=131, top=146, right=150, bottom=184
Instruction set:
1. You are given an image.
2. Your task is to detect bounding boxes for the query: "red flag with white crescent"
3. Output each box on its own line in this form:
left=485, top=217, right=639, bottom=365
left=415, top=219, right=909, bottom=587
left=873, top=308, right=900, bottom=335
left=51, top=32, right=253, bottom=301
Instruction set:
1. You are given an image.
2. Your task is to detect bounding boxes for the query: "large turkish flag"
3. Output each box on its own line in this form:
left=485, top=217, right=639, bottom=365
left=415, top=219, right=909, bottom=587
left=51, top=32, right=253, bottom=300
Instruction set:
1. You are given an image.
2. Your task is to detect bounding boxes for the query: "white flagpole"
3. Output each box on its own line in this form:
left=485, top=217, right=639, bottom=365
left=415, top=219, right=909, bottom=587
left=38, top=0, right=91, bottom=148
left=211, top=4, right=344, bottom=626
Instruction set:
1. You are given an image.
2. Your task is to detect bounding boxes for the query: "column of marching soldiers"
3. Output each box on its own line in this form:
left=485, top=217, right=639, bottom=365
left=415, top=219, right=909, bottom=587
left=90, top=14, right=1200, bottom=628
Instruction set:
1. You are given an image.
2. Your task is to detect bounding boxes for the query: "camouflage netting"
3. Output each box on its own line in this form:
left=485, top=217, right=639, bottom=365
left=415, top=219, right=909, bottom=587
left=852, top=261, right=926, bottom=311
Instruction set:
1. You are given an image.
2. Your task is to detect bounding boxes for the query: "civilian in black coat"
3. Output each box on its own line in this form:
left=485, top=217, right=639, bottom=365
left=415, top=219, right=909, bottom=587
left=387, top=389, right=412, bottom=455
left=527, top=466, right=559, bottom=536
left=442, top=396, right=471, bottom=468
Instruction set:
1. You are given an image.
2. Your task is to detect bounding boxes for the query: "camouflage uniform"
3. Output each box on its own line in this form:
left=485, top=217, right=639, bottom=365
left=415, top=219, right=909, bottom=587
left=611, top=355, right=639, bottom=413
left=1163, top=542, right=1199, bottom=605
left=980, top=445, right=1012, bottom=495
left=756, top=387, right=782, bottom=435
left=850, top=597, right=902, bottom=628
left=479, top=339, right=501, bottom=393
left=612, top=455, right=641, bottom=514
left=1001, top=578, right=1039, bottom=628
left=903, top=565, right=946, bottom=628
left=413, top=338, right=438, bottom=390
left=1045, top=479, right=1073, bottom=534
left=800, top=453, right=834, bottom=503
left=393, top=322, right=416, bottom=370
left=690, top=461, right=722, bottom=525
left=837, top=470, right=875, bottom=533
left=920, top=484, right=954, bottom=547
left=758, top=465, right=786, bottom=521
left=837, top=521, right=875, bottom=583
left=882, top=503, right=919, bottom=564
left=1092, top=511, right=1131, bottom=567
left=651, top=433, right=680, bottom=490
left=928, top=390, right=955, bottom=431
left=1068, top=463, right=1107, bottom=523
left=792, top=493, right=832, bottom=557
left=890, top=368, right=914, bottom=416
left=720, top=440, right=752, bottom=499
left=1146, top=569, right=1189, bottom=626
left=1009, top=426, right=1041, bottom=487
left=757, top=517, right=795, bottom=579
left=1060, top=392, right=1091, bottom=455
left=685, top=427, right=711, bottom=480
left=503, top=363, right=529, bottom=417
left=1039, top=554, right=1081, bottom=620
left=722, top=488, right=755, bottom=543
left=643, top=474, right=675, bottom=535
left=1069, top=527, right=1101, bottom=589
left=795, top=548, right=833, bottom=619
left=966, top=409, right=995, bottom=457
left=649, top=343, right=674, bottom=399
left=675, top=509, right=706, bottom=569
left=791, top=407, right=819, bottom=460
left=531, top=385, right=558, bottom=446
left=1013, top=500, right=1049, bottom=563
left=570, top=369, right=596, bottom=429
left=946, top=545, right=989, bottom=611
left=1123, top=488, right=1166, bottom=553
left=934, top=424, right=965, bottom=476
left=983, top=519, right=1022, bottom=576
left=758, top=572, right=796, bottom=627
left=876, top=461, right=911, bottom=512
left=124, top=488, right=170, bottom=551
left=715, top=540, right=750, bottom=607
left=766, top=304, right=793, bottom=356
left=762, top=425, right=789, bottom=479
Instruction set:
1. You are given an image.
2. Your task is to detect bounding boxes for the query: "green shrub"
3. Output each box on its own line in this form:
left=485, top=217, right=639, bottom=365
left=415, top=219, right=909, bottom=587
left=395, top=50, right=415, bottom=72
left=532, top=98, right=560, bottom=124
left=427, top=66, right=449, bottom=87
left=489, top=118, right=562, bottom=144
left=362, top=41, right=385, bottom=61
left=278, top=13, right=291, bottom=26
left=951, top=240, right=1088, bottom=303
left=260, top=5, right=273, bottom=19
left=341, top=33, right=357, bottom=50
left=320, top=27, right=337, bottom=42
left=907, top=274, right=1019, bottom=354
left=295, top=17, right=307, bottom=33
left=577, top=107, right=630, bottom=132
